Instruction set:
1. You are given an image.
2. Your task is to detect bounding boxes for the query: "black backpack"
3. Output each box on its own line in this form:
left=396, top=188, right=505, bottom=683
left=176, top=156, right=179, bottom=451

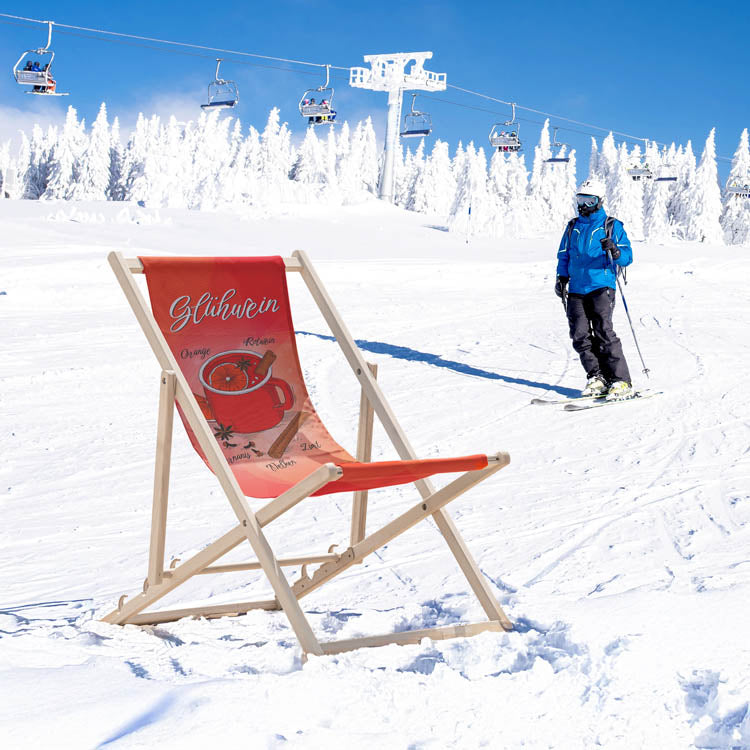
left=564, top=215, right=618, bottom=247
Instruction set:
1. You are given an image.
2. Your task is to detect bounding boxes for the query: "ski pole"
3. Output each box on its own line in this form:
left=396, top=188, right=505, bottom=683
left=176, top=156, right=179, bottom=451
left=605, top=248, right=651, bottom=378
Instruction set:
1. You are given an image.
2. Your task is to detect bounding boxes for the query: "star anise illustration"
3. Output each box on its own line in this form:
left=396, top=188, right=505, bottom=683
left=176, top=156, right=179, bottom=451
left=214, top=423, right=237, bottom=448
left=235, top=357, right=254, bottom=373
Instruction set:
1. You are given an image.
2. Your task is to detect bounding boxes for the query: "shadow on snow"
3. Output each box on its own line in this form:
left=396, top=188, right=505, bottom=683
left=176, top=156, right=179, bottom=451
left=296, top=331, right=577, bottom=397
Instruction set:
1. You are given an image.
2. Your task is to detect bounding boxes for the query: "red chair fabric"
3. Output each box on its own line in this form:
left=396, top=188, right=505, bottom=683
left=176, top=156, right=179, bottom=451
left=141, top=256, right=487, bottom=498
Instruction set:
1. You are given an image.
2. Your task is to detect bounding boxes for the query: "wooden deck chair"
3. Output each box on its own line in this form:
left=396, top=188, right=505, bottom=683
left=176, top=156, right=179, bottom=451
left=103, top=250, right=512, bottom=655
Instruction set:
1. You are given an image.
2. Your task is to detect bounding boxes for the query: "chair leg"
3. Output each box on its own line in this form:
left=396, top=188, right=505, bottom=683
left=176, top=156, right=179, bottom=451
left=147, top=370, right=175, bottom=588
left=351, top=361, right=377, bottom=545
left=432, top=508, right=512, bottom=628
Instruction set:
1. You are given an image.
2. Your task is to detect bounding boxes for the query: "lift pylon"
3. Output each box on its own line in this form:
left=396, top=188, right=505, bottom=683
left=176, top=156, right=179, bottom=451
left=349, top=52, right=446, bottom=203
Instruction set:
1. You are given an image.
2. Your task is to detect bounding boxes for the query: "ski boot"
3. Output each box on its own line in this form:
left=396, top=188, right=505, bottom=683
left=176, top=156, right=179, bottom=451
left=581, top=375, right=607, bottom=397
left=606, top=381, right=634, bottom=401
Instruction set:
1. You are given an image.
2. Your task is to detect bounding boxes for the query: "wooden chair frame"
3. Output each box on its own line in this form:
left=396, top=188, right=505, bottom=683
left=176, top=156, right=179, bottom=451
left=102, top=249, right=512, bottom=655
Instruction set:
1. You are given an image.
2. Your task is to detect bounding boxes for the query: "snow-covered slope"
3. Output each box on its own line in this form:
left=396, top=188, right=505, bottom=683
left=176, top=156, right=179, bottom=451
left=2, top=199, right=749, bottom=749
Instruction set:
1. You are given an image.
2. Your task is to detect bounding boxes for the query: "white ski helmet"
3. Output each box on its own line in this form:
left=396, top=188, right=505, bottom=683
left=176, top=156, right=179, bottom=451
left=576, top=178, right=606, bottom=199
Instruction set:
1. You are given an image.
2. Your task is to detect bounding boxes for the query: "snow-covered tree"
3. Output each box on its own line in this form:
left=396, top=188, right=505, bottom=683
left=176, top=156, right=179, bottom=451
left=108, top=117, right=124, bottom=201
left=643, top=179, right=672, bottom=244
left=607, top=143, right=644, bottom=239
left=290, top=126, right=326, bottom=186
left=120, top=113, right=155, bottom=206
left=23, top=125, right=54, bottom=199
left=0, top=140, right=10, bottom=198
left=44, top=107, right=87, bottom=200
left=684, top=129, right=723, bottom=244
left=721, top=129, right=750, bottom=245
left=527, top=120, right=577, bottom=233
left=403, top=140, right=426, bottom=211
left=448, top=142, right=501, bottom=237
left=70, top=103, right=111, bottom=201
left=410, top=139, right=455, bottom=219
left=588, top=137, right=600, bottom=180
left=598, top=133, right=619, bottom=189
left=258, top=108, right=294, bottom=205
left=669, top=142, right=697, bottom=238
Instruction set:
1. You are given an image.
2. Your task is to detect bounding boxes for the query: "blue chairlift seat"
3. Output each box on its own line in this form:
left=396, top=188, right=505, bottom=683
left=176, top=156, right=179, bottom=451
left=400, top=128, right=431, bottom=138
left=201, top=99, right=237, bottom=111
left=728, top=183, right=750, bottom=198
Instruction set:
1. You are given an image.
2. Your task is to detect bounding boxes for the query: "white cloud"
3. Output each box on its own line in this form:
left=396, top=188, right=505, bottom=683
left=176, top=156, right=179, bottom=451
left=0, top=101, right=67, bottom=150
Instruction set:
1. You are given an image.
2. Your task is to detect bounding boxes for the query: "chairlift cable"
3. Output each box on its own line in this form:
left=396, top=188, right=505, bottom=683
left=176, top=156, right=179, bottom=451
left=448, top=83, right=735, bottom=162
left=0, top=17, right=339, bottom=79
left=0, top=11, right=349, bottom=71
left=418, top=94, right=649, bottom=146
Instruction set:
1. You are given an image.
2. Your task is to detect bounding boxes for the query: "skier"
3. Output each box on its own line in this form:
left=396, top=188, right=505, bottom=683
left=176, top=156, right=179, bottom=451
left=555, top=178, right=634, bottom=401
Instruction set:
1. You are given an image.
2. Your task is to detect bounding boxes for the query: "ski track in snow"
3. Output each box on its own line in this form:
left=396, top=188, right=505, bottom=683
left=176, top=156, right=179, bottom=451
left=2, top=200, right=750, bottom=749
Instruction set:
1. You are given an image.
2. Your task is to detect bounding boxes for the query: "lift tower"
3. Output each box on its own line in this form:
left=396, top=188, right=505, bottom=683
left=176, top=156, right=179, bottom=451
left=350, top=52, right=446, bottom=203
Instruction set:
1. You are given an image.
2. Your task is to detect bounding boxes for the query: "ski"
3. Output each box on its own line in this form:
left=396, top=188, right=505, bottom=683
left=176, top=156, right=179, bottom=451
left=563, top=389, right=661, bottom=411
left=530, top=393, right=606, bottom=406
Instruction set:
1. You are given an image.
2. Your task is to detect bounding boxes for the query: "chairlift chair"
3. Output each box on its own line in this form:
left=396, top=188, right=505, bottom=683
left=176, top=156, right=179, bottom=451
left=400, top=93, right=432, bottom=138
left=299, top=64, right=336, bottom=125
left=545, top=128, right=570, bottom=163
left=727, top=182, right=750, bottom=198
left=12, top=21, right=68, bottom=96
left=201, top=59, right=239, bottom=110
left=627, top=163, right=654, bottom=181
left=654, top=163, right=677, bottom=182
left=489, top=102, right=521, bottom=152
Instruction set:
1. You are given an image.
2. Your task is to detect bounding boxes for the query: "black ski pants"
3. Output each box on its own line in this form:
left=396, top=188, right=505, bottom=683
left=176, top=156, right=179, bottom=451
left=566, top=286, right=631, bottom=384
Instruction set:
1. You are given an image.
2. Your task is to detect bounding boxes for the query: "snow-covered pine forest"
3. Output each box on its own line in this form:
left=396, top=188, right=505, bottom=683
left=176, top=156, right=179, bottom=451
left=2, top=102, right=750, bottom=245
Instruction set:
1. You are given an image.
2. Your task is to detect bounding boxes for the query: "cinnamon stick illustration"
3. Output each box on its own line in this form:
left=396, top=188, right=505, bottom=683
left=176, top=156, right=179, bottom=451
left=268, top=410, right=310, bottom=459
left=255, top=350, right=277, bottom=378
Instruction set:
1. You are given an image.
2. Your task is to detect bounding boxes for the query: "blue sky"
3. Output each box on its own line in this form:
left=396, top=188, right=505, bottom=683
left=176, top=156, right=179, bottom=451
left=1, top=0, right=748, bottom=178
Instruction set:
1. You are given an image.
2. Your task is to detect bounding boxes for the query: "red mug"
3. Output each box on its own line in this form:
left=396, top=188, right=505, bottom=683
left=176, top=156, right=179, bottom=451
left=199, top=350, right=294, bottom=433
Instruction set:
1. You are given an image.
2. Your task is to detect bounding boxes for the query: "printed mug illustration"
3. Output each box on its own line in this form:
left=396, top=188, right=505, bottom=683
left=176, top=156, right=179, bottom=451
left=198, top=349, right=294, bottom=433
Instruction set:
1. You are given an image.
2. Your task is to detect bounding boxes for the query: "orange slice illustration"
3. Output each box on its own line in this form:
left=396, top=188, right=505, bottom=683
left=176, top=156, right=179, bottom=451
left=208, top=363, right=249, bottom=392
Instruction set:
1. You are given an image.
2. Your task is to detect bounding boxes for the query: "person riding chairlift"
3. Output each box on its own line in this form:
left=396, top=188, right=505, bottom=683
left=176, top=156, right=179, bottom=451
left=31, top=61, right=43, bottom=91
left=307, top=97, right=317, bottom=124
left=40, top=63, right=56, bottom=94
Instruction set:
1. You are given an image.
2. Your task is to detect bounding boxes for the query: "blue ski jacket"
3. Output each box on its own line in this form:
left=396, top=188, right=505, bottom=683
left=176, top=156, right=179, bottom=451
left=556, top=208, right=633, bottom=295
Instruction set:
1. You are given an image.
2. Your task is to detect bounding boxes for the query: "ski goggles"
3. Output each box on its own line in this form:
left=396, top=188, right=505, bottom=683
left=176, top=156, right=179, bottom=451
left=576, top=194, right=599, bottom=208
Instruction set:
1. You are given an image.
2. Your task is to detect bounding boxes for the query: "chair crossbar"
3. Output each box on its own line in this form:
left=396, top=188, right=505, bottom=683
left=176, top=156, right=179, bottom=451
left=320, top=620, right=505, bottom=655
left=198, top=553, right=340, bottom=575
left=128, top=599, right=280, bottom=626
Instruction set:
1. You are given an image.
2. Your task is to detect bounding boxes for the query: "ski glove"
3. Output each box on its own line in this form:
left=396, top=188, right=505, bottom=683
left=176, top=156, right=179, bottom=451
left=554, top=275, right=569, bottom=298
left=600, top=237, right=620, bottom=260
